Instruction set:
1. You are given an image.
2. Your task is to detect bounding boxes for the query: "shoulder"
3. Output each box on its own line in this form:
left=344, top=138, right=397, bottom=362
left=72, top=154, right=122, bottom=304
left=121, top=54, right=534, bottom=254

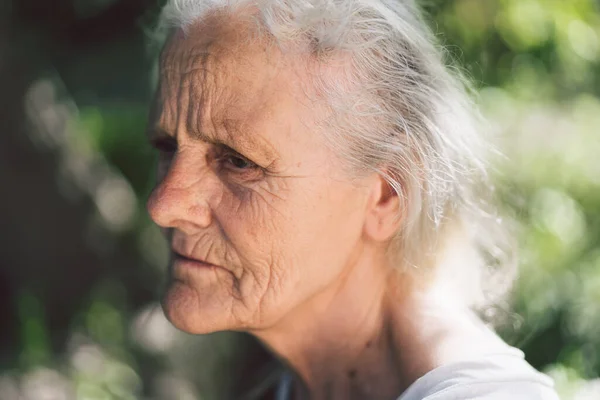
left=398, top=348, right=560, bottom=400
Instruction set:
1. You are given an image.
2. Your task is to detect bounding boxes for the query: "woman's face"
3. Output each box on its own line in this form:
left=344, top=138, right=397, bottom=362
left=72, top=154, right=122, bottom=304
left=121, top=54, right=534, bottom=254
left=147, top=19, right=373, bottom=334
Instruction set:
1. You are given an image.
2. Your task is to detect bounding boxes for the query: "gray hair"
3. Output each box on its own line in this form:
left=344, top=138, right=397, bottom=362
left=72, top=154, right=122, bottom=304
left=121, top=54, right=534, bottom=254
left=154, top=0, right=516, bottom=316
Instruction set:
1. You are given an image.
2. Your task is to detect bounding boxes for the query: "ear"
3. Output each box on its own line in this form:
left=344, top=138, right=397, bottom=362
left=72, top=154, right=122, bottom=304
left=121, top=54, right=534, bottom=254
left=364, top=173, right=402, bottom=242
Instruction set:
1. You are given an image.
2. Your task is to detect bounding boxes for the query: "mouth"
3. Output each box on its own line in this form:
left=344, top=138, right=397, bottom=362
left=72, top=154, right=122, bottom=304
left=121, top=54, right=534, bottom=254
left=171, top=250, right=222, bottom=270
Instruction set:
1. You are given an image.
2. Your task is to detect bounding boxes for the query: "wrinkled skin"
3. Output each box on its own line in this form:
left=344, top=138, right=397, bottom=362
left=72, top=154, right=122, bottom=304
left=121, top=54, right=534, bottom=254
left=146, top=14, right=515, bottom=400
left=147, top=16, right=376, bottom=334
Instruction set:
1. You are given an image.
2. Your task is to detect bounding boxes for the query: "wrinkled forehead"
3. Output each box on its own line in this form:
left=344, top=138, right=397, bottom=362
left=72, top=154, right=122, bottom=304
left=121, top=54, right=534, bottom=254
left=153, top=20, right=276, bottom=139
left=159, top=13, right=269, bottom=72
left=152, top=15, right=316, bottom=127
left=157, top=18, right=277, bottom=103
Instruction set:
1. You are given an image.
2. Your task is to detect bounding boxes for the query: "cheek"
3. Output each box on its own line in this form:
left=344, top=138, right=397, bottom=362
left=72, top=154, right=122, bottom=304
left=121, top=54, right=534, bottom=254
left=207, top=181, right=300, bottom=324
left=297, top=182, right=367, bottom=277
left=216, top=176, right=365, bottom=313
left=218, top=180, right=288, bottom=244
left=216, top=180, right=295, bottom=283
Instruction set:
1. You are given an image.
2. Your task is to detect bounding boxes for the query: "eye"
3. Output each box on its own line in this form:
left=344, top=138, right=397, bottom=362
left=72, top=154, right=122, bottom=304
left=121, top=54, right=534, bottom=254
left=216, top=146, right=258, bottom=171
left=216, top=148, right=264, bottom=182
left=226, top=155, right=253, bottom=170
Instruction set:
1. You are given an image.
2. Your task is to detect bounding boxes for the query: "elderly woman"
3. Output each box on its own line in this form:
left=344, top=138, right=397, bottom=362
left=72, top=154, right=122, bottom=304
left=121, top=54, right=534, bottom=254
left=146, top=0, right=559, bottom=399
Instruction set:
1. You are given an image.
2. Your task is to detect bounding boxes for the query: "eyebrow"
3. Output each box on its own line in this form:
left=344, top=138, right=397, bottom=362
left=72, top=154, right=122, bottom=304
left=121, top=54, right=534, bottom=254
left=146, top=110, right=234, bottom=150
left=147, top=125, right=232, bottom=150
left=147, top=122, right=278, bottom=166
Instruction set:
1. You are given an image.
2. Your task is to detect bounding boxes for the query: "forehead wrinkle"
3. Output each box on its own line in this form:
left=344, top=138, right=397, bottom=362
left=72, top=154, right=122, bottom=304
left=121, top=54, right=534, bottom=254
left=186, top=50, right=215, bottom=143
left=156, top=33, right=222, bottom=144
left=184, top=47, right=251, bottom=153
left=173, top=30, right=281, bottom=162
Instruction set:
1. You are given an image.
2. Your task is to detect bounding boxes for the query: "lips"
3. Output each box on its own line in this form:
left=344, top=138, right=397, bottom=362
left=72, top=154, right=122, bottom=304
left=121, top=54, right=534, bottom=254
left=172, top=250, right=210, bottom=265
left=171, top=245, right=223, bottom=270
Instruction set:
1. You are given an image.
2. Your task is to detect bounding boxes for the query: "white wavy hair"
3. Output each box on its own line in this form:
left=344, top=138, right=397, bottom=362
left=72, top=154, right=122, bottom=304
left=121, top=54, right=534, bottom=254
left=154, top=0, right=516, bottom=315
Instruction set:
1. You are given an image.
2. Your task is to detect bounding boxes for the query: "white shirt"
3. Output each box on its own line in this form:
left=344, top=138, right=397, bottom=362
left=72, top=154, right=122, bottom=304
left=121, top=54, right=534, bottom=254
left=276, top=346, right=559, bottom=399
left=398, top=347, right=559, bottom=399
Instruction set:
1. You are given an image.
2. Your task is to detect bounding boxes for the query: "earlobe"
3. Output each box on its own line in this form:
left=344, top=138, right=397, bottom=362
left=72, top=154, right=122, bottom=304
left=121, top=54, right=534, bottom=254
left=364, top=174, right=402, bottom=242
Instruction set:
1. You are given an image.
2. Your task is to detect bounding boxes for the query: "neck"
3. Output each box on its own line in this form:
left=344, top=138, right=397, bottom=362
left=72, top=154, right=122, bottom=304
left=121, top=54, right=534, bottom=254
left=250, top=248, right=438, bottom=400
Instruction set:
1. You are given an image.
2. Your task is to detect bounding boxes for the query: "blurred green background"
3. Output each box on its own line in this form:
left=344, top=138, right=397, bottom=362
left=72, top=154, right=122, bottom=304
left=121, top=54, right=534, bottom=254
left=1, top=0, right=599, bottom=398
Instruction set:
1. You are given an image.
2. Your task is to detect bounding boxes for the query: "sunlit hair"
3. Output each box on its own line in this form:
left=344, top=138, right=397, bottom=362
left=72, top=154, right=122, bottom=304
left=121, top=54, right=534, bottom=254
left=154, top=0, right=516, bottom=317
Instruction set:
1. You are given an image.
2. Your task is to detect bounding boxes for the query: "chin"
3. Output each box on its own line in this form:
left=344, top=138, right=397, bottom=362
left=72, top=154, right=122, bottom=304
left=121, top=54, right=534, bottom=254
left=161, top=279, right=235, bottom=334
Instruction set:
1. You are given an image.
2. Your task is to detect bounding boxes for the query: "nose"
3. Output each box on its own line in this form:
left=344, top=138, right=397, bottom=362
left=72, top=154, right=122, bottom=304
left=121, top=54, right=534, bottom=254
left=146, top=154, right=214, bottom=234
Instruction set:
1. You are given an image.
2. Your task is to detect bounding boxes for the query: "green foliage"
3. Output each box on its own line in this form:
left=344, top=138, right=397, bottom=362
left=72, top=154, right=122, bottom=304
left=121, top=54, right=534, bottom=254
left=18, top=291, right=51, bottom=369
left=429, top=0, right=600, bottom=97
left=78, top=106, right=155, bottom=197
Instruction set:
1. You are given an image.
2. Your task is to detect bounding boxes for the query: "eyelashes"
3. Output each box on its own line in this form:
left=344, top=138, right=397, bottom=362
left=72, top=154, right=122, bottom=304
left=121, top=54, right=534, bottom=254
left=217, top=148, right=258, bottom=170
left=215, top=147, right=265, bottom=182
